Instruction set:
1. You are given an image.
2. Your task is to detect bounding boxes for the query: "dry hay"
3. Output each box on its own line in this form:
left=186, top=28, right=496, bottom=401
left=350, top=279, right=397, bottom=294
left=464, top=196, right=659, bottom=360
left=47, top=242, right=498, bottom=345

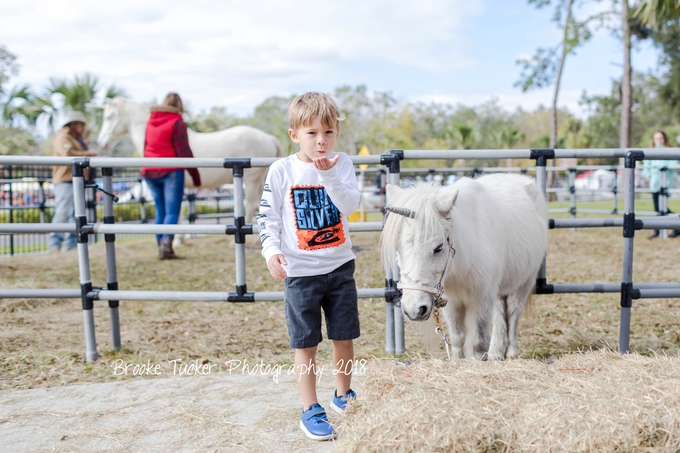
left=334, top=350, right=680, bottom=453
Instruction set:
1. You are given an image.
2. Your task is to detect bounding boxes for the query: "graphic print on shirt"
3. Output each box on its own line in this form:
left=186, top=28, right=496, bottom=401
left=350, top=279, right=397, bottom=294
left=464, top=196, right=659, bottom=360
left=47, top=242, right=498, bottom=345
left=290, top=185, right=345, bottom=251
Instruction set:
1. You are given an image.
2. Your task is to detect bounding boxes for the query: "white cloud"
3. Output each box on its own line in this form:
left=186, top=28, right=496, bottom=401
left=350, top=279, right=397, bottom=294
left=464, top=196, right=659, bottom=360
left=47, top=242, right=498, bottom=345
left=0, top=0, right=483, bottom=114
left=413, top=87, right=589, bottom=118
left=1, top=0, right=657, bottom=126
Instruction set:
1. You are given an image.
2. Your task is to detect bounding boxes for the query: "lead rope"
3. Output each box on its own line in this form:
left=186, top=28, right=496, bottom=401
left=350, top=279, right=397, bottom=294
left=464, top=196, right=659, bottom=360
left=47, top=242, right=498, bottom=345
left=432, top=307, right=452, bottom=361
left=434, top=244, right=454, bottom=361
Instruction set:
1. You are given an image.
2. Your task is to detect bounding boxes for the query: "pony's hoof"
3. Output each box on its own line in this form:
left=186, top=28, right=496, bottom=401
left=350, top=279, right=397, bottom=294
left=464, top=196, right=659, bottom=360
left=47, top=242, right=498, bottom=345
left=506, top=347, right=520, bottom=359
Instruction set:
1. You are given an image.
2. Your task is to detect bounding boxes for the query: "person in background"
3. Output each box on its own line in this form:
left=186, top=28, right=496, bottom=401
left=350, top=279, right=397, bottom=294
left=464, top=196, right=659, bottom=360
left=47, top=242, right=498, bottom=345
left=49, top=111, right=97, bottom=252
left=642, top=130, right=680, bottom=239
left=141, top=92, right=201, bottom=259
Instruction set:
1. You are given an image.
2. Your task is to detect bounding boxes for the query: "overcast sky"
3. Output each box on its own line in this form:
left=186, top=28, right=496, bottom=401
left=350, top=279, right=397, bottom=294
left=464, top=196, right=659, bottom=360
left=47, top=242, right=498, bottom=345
left=0, top=0, right=661, bottom=118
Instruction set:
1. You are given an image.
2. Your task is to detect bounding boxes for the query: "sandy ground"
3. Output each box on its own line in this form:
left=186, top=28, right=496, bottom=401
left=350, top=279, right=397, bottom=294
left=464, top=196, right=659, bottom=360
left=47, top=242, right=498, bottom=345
left=0, top=365, right=361, bottom=452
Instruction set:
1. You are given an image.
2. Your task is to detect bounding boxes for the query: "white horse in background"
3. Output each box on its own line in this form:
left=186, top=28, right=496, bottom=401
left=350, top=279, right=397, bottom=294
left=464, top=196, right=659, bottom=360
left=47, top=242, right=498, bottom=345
left=95, top=97, right=283, bottom=223
left=381, top=174, right=548, bottom=360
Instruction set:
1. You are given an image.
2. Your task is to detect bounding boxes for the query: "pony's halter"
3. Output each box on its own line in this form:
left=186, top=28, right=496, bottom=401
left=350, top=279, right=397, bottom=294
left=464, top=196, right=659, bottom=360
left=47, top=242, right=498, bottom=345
left=385, top=204, right=455, bottom=309
left=396, top=241, right=456, bottom=309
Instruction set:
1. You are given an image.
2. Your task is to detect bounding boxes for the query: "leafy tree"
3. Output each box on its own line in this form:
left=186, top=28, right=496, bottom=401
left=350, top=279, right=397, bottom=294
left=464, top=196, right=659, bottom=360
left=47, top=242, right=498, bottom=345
left=0, top=127, right=41, bottom=155
left=0, top=44, right=19, bottom=92
left=649, top=18, right=680, bottom=122
left=580, top=71, right=677, bottom=155
left=516, top=0, right=605, bottom=149
left=47, top=73, right=99, bottom=113
left=1, top=84, right=34, bottom=127
left=245, top=95, right=295, bottom=154
left=34, top=73, right=128, bottom=132
left=186, top=106, right=238, bottom=132
left=0, top=45, right=38, bottom=128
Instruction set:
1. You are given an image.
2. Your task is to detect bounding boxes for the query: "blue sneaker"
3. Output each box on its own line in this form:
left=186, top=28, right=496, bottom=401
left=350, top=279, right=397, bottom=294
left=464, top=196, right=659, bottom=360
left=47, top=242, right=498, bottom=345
left=331, top=389, right=356, bottom=414
left=300, top=404, right=336, bottom=441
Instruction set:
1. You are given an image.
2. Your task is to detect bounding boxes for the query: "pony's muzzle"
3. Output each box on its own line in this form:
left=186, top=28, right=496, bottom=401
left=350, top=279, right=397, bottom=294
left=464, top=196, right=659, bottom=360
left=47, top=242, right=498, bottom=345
left=400, top=290, right=433, bottom=321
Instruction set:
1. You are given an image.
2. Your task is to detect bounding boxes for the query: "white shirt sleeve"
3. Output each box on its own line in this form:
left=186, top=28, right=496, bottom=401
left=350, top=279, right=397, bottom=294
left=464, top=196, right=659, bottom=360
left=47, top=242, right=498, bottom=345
left=258, top=167, right=284, bottom=265
left=317, top=153, right=361, bottom=216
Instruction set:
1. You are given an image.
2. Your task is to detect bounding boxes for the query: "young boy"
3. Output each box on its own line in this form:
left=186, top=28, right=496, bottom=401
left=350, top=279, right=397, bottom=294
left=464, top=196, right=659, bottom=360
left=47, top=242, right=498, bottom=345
left=258, top=92, right=361, bottom=441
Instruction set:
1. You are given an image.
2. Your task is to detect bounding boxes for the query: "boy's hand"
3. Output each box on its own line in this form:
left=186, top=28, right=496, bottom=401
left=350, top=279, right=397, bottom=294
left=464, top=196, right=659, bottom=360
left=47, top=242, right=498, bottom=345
left=314, top=154, right=339, bottom=171
left=267, top=254, right=288, bottom=281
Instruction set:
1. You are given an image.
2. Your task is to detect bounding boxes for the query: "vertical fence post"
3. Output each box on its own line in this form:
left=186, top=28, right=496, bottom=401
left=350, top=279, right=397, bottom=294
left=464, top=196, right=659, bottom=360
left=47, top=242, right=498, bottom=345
left=381, top=150, right=404, bottom=355
left=187, top=192, right=197, bottom=226
left=611, top=167, right=619, bottom=214
left=85, top=167, right=97, bottom=244
left=73, top=158, right=98, bottom=362
left=531, top=149, right=554, bottom=292
left=224, top=158, right=254, bottom=302
left=8, top=166, right=14, bottom=256
left=139, top=178, right=148, bottom=224
left=568, top=168, right=577, bottom=233
left=38, top=180, right=47, bottom=251
left=620, top=150, right=644, bottom=354
left=38, top=181, right=46, bottom=224
left=659, top=168, right=668, bottom=239
left=102, top=168, right=121, bottom=350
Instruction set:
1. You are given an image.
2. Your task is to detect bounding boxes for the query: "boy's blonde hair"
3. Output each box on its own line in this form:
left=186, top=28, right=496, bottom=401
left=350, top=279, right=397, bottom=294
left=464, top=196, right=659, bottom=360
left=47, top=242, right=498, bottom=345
left=288, top=92, right=344, bottom=130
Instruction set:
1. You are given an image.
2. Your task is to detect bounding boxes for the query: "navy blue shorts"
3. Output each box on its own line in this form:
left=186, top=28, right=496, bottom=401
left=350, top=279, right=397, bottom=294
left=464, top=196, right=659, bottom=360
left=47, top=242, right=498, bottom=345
left=284, top=260, right=360, bottom=349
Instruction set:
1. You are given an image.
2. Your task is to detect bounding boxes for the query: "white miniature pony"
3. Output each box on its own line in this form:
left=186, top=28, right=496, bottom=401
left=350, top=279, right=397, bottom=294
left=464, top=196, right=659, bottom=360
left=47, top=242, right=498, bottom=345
left=381, top=174, right=548, bottom=360
left=95, top=97, right=282, bottom=223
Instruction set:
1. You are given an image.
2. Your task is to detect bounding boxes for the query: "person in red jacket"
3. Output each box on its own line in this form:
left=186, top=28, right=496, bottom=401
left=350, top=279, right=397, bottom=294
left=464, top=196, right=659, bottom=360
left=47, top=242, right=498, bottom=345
left=142, top=92, right=201, bottom=260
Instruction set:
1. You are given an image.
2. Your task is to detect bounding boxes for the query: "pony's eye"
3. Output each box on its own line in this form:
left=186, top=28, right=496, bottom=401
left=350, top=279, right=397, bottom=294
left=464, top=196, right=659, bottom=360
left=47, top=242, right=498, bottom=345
left=434, top=243, right=443, bottom=254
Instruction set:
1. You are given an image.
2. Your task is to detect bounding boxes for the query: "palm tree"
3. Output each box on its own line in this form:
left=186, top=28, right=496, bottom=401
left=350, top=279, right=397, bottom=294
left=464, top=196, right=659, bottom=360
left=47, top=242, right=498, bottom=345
left=499, top=126, right=526, bottom=167
left=633, top=0, right=680, bottom=29
left=444, top=124, right=474, bottom=168
left=49, top=73, right=99, bottom=113
left=1, top=84, right=33, bottom=127
left=103, top=84, right=127, bottom=100
left=36, top=73, right=128, bottom=132
left=28, top=93, right=60, bottom=131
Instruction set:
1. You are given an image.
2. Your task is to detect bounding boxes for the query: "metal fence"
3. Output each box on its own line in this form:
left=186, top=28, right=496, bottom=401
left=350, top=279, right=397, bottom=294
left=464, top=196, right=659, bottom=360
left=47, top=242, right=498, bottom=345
left=1, top=149, right=680, bottom=361
left=0, top=164, right=240, bottom=256
left=5, top=161, right=677, bottom=256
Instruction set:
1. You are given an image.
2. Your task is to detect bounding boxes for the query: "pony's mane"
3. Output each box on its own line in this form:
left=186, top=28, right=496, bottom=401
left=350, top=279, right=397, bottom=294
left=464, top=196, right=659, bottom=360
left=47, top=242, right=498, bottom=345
left=380, top=183, right=451, bottom=270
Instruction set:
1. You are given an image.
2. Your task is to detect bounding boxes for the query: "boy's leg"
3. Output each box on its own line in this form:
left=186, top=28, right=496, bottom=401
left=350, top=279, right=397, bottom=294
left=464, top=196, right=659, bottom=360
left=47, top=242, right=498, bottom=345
left=332, top=339, right=354, bottom=396
left=295, top=346, right=319, bottom=410
left=323, top=260, right=360, bottom=409
left=285, top=274, right=326, bottom=408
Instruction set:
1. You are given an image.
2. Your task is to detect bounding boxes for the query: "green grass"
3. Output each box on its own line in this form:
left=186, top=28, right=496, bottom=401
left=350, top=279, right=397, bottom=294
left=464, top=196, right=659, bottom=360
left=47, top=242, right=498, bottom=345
left=0, top=243, right=49, bottom=255
left=549, top=198, right=680, bottom=214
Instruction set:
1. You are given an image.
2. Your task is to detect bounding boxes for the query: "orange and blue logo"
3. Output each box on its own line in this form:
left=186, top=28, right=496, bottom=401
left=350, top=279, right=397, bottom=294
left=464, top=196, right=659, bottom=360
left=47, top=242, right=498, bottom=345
left=290, top=185, right=345, bottom=251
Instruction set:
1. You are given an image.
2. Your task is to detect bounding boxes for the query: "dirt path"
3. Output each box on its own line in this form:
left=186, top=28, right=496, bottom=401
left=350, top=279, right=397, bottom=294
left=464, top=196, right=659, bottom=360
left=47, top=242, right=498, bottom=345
left=0, top=366, right=361, bottom=452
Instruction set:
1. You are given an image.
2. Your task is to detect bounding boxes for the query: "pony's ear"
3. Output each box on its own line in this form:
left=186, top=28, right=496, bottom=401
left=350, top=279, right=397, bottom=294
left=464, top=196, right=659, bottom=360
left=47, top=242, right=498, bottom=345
left=436, top=188, right=459, bottom=215
left=385, top=184, right=405, bottom=204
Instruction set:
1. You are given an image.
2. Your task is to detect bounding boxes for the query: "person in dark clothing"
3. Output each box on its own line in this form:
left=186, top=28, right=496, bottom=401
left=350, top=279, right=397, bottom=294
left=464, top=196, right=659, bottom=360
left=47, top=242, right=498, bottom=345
left=141, top=92, right=201, bottom=259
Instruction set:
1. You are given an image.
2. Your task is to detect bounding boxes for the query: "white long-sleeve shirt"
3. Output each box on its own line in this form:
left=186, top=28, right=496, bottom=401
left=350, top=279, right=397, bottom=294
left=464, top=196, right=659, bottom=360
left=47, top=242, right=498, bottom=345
left=258, top=152, right=361, bottom=277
